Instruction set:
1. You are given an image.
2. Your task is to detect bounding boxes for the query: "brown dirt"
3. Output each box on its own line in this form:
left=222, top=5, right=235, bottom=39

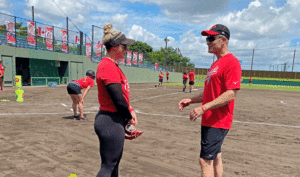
left=0, top=83, right=299, bottom=177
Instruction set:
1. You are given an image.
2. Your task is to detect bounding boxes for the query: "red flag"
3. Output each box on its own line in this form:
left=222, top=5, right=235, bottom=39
left=38, top=27, right=45, bottom=37
left=27, top=21, right=36, bottom=46
left=45, top=27, right=53, bottom=51
left=155, top=63, right=159, bottom=70
left=139, top=53, right=143, bottom=66
left=95, top=41, right=102, bottom=56
left=133, top=52, right=138, bottom=65
left=75, top=36, right=79, bottom=44
left=126, top=51, right=132, bottom=66
left=61, top=30, right=68, bottom=52
left=6, top=20, right=15, bottom=44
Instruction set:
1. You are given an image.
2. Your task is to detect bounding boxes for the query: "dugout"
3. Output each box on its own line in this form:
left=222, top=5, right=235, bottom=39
left=16, top=57, right=69, bottom=86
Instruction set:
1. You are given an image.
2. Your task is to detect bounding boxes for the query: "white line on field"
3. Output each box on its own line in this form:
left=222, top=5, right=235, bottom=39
left=0, top=111, right=97, bottom=116
left=135, top=110, right=300, bottom=129
left=131, top=92, right=181, bottom=102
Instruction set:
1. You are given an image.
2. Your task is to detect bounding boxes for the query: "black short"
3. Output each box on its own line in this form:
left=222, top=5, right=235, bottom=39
left=67, top=82, right=81, bottom=94
left=159, top=79, right=163, bottom=83
left=189, top=81, right=194, bottom=85
left=200, top=126, right=229, bottom=160
left=167, top=77, right=169, bottom=80
left=183, top=80, right=187, bottom=85
left=249, top=80, right=252, bottom=83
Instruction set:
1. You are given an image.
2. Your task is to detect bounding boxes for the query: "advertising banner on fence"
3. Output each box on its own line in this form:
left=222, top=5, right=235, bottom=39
left=126, top=51, right=132, bottom=66
left=86, top=43, right=91, bottom=60
left=139, top=53, right=143, bottom=66
left=119, top=58, right=125, bottom=65
left=27, top=21, right=36, bottom=46
left=133, top=52, right=138, bottom=65
left=6, top=20, right=15, bottom=44
left=95, top=41, right=102, bottom=56
left=38, top=27, right=45, bottom=37
left=75, top=36, right=79, bottom=44
left=155, top=63, right=159, bottom=70
left=61, top=30, right=68, bottom=52
left=45, top=27, right=53, bottom=51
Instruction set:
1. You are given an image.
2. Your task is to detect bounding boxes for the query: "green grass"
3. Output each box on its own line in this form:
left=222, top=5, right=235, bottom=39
left=195, top=75, right=300, bottom=82
left=168, top=82, right=300, bottom=92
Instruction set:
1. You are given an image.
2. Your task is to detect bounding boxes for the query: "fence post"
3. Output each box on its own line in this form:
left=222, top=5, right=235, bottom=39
left=14, top=16, right=17, bottom=47
left=52, top=26, right=54, bottom=52
left=35, top=21, right=37, bottom=50
left=79, top=31, right=83, bottom=55
left=66, top=17, right=69, bottom=54
left=92, top=25, right=94, bottom=60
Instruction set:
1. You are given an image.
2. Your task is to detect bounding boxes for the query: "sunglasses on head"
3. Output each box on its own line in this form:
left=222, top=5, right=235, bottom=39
left=121, top=44, right=128, bottom=50
left=206, top=35, right=223, bottom=43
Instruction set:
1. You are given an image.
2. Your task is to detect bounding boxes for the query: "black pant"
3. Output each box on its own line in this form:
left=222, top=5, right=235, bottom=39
left=94, top=110, right=126, bottom=177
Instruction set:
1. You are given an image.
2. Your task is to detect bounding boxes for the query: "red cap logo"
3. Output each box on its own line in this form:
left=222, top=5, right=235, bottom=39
left=210, top=25, right=216, bottom=30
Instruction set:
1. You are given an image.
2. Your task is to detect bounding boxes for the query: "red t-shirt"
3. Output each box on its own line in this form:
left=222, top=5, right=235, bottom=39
left=74, top=77, right=94, bottom=90
left=96, top=58, right=130, bottom=112
left=166, top=72, right=169, bottom=77
left=159, top=73, right=164, bottom=79
left=202, top=53, right=242, bottom=129
left=0, top=64, right=4, bottom=75
left=183, top=74, right=188, bottom=81
left=189, top=71, right=195, bottom=82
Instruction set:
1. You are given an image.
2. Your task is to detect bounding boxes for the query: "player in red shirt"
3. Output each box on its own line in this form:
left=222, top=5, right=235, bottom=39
left=0, top=59, right=6, bottom=91
left=94, top=23, right=142, bottom=177
left=182, top=71, right=188, bottom=92
left=158, top=71, right=164, bottom=87
left=178, top=24, right=241, bottom=177
left=67, top=70, right=95, bottom=120
left=166, top=71, right=169, bottom=83
left=188, top=69, right=195, bottom=93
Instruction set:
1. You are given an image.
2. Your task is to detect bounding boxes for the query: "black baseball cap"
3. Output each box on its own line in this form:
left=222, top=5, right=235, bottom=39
left=105, top=32, right=135, bottom=49
left=201, top=24, right=230, bottom=40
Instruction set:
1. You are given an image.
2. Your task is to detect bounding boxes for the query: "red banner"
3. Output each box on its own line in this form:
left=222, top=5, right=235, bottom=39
left=86, top=43, right=91, bottom=60
left=45, top=27, right=53, bottom=51
left=120, top=58, right=125, bottom=65
left=139, top=53, right=143, bottom=66
left=27, top=21, right=36, bottom=46
left=6, top=21, right=15, bottom=44
left=95, top=41, right=102, bottom=56
left=155, top=63, right=159, bottom=70
left=61, top=30, right=68, bottom=52
left=126, top=51, right=132, bottom=66
left=38, top=27, right=45, bottom=37
left=75, top=36, right=79, bottom=44
left=133, top=52, right=138, bottom=65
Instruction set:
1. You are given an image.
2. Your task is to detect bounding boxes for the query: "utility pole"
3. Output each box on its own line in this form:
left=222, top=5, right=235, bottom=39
left=251, top=48, right=255, bottom=71
left=164, top=37, right=170, bottom=69
left=32, top=6, right=34, bottom=22
left=292, top=50, right=296, bottom=72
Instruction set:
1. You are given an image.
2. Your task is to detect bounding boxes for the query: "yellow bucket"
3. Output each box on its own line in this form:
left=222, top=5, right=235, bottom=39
left=15, top=88, right=24, bottom=102
left=15, top=75, right=22, bottom=88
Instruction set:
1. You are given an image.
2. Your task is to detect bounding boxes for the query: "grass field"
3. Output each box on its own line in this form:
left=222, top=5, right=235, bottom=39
left=169, top=82, right=300, bottom=92
left=195, top=75, right=300, bottom=82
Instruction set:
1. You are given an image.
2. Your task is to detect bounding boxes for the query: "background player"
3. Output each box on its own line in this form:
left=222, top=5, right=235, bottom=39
left=182, top=71, right=188, bottom=92
left=189, top=69, right=195, bottom=93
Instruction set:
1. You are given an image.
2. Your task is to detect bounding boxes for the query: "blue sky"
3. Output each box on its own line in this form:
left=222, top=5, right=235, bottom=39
left=1, top=0, right=300, bottom=72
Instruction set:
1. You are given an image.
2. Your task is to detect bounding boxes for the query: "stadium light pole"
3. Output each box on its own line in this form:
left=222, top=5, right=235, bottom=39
left=164, top=37, right=170, bottom=69
left=251, top=48, right=255, bottom=71
left=32, top=6, right=34, bottom=22
left=292, top=50, right=296, bottom=72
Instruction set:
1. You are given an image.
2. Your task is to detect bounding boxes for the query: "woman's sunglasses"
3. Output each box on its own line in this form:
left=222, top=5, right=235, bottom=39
left=206, top=36, right=222, bottom=43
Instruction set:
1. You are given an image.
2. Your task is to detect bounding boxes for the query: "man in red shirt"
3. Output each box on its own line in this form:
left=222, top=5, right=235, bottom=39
left=0, top=59, right=5, bottom=91
left=166, top=71, right=169, bottom=84
left=189, top=69, right=195, bottom=93
left=178, top=24, right=241, bottom=177
left=158, top=71, right=164, bottom=87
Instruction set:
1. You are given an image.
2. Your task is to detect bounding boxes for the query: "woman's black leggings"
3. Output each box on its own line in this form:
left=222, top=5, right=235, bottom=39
left=94, top=110, right=126, bottom=177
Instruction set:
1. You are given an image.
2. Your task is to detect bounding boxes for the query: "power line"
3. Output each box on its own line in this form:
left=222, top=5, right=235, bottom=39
left=51, top=0, right=81, bottom=32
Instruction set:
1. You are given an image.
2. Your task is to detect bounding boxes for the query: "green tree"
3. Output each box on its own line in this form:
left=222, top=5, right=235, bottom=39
left=128, top=41, right=153, bottom=53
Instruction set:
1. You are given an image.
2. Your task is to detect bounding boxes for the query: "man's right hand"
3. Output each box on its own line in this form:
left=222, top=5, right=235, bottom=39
left=178, top=98, right=192, bottom=111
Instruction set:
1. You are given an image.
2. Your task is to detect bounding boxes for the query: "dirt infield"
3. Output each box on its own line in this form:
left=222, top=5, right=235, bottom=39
left=0, top=84, right=299, bottom=177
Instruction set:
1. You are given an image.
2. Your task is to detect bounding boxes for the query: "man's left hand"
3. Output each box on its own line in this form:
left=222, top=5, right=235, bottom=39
left=190, top=106, right=205, bottom=121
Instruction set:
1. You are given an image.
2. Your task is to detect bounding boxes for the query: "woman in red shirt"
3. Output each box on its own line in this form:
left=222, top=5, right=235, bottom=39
left=0, top=59, right=5, bottom=91
left=158, top=71, right=164, bottom=87
left=94, top=23, right=142, bottom=177
left=183, top=71, right=188, bottom=92
left=67, top=70, right=95, bottom=120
